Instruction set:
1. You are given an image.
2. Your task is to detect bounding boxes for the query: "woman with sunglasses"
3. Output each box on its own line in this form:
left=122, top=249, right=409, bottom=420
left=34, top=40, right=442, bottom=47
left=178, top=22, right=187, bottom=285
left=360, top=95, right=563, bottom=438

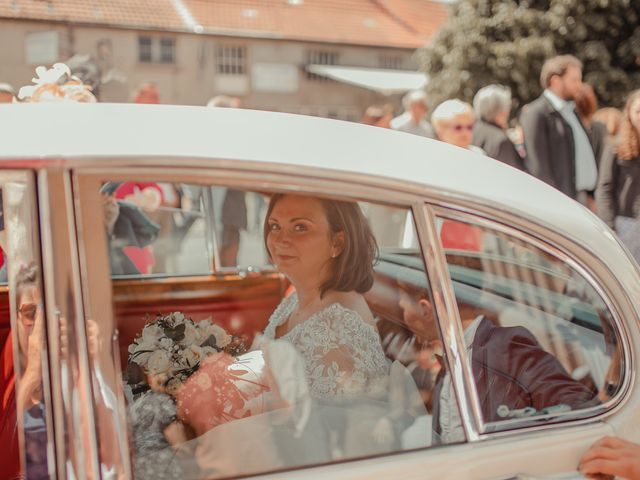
left=1, top=262, right=49, bottom=480
left=431, top=99, right=485, bottom=154
left=13, top=263, right=43, bottom=411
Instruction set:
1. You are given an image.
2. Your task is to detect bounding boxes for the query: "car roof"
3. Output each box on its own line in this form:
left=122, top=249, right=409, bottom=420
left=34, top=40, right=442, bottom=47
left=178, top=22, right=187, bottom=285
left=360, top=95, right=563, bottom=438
left=0, top=103, right=635, bottom=280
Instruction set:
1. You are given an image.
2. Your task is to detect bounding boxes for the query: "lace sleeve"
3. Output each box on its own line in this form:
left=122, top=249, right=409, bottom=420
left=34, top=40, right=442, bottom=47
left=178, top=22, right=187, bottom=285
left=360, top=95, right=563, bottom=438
left=298, top=305, right=389, bottom=399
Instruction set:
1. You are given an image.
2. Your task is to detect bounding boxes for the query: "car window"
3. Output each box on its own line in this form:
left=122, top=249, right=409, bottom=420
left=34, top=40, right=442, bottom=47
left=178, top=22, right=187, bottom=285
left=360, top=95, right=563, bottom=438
left=103, top=181, right=211, bottom=276
left=88, top=181, right=464, bottom=478
left=0, top=174, right=53, bottom=479
left=436, top=215, right=623, bottom=432
left=103, top=182, right=271, bottom=277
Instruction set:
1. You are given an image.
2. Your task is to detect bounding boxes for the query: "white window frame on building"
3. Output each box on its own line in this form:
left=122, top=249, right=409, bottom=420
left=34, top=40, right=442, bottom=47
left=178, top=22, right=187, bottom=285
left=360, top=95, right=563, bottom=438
left=25, top=30, right=60, bottom=65
left=378, top=54, right=405, bottom=70
left=215, top=45, right=247, bottom=76
left=306, top=50, right=339, bottom=81
left=138, top=35, right=176, bottom=64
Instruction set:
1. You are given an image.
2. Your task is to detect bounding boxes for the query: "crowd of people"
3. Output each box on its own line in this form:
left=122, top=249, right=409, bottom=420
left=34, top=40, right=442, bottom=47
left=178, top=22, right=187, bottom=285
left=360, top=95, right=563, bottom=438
left=363, top=53, right=640, bottom=479
left=366, top=55, right=640, bottom=270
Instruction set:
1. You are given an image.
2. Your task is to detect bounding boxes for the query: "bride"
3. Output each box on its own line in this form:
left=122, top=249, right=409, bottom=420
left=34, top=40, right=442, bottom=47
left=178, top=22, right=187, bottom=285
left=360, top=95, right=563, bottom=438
left=168, top=195, right=423, bottom=478
left=261, top=193, right=389, bottom=399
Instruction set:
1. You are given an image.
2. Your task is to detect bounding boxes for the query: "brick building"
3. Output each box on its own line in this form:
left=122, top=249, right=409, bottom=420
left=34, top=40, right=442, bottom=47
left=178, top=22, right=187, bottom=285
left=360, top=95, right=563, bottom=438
left=0, top=0, right=448, bottom=119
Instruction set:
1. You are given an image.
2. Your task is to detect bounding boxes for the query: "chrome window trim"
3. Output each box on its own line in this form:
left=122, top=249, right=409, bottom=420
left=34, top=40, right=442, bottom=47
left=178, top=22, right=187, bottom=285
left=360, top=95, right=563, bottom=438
left=72, top=174, right=133, bottom=479
left=429, top=204, right=634, bottom=438
left=202, top=185, right=221, bottom=272
left=3, top=170, right=59, bottom=477
left=71, top=162, right=635, bottom=470
left=72, top=166, right=442, bottom=475
left=38, top=168, right=100, bottom=479
left=413, top=202, right=482, bottom=442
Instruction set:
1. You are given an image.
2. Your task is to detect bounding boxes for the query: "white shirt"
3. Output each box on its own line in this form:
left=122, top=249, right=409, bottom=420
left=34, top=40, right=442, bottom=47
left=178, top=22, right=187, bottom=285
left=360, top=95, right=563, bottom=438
left=543, top=89, right=598, bottom=191
left=391, top=112, right=436, bottom=138
left=438, top=315, right=483, bottom=444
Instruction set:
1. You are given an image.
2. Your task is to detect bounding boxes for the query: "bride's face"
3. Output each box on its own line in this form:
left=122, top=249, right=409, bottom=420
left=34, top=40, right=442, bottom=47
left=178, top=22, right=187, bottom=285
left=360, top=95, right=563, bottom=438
left=266, top=195, right=339, bottom=286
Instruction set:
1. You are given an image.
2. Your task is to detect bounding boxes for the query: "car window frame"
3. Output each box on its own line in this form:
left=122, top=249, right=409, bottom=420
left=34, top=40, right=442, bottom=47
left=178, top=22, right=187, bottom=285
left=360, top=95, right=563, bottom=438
left=2, top=169, right=61, bottom=478
left=428, top=204, right=634, bottom=438
left=71, top=160, right=636, bottom=476
left=73, top=163, right=470, bottom=477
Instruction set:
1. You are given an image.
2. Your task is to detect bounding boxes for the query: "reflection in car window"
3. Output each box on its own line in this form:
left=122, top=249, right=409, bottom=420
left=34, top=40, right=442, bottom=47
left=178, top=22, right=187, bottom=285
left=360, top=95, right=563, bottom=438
left=1, top=178, right=52, bottom=480
left=103, top=182, right=274, bottom=277
left=108, top=189, right=458, bottom=479
left=436, top=215, right=622, bottom=431
left=103, top=181, right=210, bottom=276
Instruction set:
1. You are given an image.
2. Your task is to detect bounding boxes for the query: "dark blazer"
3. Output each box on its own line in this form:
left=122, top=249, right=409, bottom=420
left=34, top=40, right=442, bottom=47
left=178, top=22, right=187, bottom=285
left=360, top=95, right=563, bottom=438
left=588, top=120, right=608, bottom=171
left=472, top=119, right=526, bottom=171
left=432, top=317, right=595, bottom=438
left=222, top=189, right=247, bottom=230
left=520, top=95, right=581, bottom=198
left=595, top=147, right=640, bottom=229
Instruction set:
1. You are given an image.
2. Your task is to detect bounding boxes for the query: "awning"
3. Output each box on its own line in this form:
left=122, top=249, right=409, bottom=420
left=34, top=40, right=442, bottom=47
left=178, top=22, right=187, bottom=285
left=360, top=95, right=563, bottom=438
left=306, top=65, right=427, bottom=95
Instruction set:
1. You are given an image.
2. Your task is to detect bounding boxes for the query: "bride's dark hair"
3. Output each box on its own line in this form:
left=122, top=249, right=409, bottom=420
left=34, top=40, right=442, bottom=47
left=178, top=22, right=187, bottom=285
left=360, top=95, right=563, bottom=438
left=264, top=194, right=378, bottom=297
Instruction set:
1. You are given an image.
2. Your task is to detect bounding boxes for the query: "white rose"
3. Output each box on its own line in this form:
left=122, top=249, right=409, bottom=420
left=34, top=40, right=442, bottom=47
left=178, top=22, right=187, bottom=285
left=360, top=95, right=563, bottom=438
left=206, top=324, right=231, bottom=348
left=147, top=350, right=172, bottom=374
left=165, top=377, right=183, bottom=396
left=180, top=345, right=203, bottom=368
left=141, top=324, right=163, bottom=344
left=159, top=337, right=174, bottom=351
left=130, top=340, right=156, bottom=367
left=195, top=318, right=212, bottom=342
left=182, top=322, right=198, bottom=345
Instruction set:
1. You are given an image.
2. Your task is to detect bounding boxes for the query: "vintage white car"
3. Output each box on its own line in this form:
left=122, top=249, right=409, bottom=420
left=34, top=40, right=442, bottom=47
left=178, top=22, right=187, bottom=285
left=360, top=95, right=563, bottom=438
left=0, top=103, right=638, bottom=480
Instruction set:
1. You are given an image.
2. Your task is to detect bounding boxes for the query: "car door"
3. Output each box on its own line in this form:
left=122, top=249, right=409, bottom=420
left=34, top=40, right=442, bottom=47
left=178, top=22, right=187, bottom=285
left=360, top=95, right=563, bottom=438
left=67, top=161, right=636, bottom=479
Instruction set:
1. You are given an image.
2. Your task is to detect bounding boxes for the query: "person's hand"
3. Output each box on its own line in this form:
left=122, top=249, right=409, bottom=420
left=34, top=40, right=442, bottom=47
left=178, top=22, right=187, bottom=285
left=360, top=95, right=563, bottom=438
left=86, top=319, right=101, bottom=359
left=579, top=436, right=640, bottom=480
left=19, top=304, right=45, bottom=408
left=372, top=416, right=394, bottom=445
left=101, top=193, right=119, bottom=233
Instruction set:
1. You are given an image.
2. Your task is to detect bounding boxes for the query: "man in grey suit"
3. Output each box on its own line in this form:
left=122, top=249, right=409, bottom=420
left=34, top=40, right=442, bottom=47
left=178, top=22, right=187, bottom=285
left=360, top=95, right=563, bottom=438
left=520, top=55, right=598, bottom=203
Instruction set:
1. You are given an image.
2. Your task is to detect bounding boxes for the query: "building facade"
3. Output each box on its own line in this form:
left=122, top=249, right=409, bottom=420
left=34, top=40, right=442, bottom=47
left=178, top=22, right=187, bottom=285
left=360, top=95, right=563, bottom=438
left=0, top=0, right=448, bottom=119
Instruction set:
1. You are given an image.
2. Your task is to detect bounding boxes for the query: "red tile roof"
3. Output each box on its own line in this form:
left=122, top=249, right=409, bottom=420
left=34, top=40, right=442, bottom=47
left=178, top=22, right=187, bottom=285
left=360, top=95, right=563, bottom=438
left=377, top=0, right=450, bottom=44
left=0, top=0, right=449, bottom=48
left=0, top=0, right=185, bottom=30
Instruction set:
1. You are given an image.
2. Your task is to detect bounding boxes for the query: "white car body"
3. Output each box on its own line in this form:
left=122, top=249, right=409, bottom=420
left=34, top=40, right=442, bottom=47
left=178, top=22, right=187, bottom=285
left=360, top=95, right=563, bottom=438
left=1, top=103, right=638, bottom=479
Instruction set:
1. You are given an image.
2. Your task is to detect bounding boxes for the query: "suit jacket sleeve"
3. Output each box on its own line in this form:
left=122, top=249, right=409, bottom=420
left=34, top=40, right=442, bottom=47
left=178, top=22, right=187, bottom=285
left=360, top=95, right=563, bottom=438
left=595, top=146, right=618, bottom=229
left=478, top=324, right=595, bottom=422
left=521, top=107, right=554, bottom=185
left=505, top=327, right=594, bottom=411
left=496, top=137, right=525, bottom=171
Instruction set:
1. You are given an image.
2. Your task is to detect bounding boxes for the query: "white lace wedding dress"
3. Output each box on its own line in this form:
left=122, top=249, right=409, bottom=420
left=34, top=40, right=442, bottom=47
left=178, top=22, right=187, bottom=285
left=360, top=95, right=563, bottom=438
left=262, top=293, right=390, bottom=400
left=182, top=295, right=426, bottom=477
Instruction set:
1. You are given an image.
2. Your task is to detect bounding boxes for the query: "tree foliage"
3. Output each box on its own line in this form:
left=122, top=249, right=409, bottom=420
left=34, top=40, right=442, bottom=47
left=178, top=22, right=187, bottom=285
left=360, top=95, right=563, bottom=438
left=420, top=0, right=640, bottom=110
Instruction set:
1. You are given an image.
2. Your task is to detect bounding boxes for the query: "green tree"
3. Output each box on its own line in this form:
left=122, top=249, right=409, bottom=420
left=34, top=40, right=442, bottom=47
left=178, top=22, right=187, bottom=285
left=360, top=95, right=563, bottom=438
left=420, top=0, right=640, bottom=110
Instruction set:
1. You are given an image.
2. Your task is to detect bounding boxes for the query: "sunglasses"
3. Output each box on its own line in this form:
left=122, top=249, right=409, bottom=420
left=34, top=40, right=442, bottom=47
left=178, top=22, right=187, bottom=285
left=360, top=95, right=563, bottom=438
left=19, top=303, right=39, bottom=322
left=447, top=124, right=474, bottom=132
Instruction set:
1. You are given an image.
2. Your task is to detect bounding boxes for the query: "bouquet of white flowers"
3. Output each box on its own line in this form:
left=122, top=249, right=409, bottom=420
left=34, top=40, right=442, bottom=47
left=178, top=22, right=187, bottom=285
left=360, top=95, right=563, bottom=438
left=125, top=311, right=243, bottom=397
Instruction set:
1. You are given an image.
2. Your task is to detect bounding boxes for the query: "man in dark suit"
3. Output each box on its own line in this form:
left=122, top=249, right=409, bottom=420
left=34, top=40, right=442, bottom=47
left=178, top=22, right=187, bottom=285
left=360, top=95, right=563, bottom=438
left=520, top=55, right=598, bottom=202
left=397, top=281, right=595, bottom=445
left=472, top=84, right=526, bottom=171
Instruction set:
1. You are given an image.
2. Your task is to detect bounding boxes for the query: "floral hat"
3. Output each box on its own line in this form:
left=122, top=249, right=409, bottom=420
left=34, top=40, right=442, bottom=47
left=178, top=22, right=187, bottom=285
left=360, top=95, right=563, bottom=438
left=18, top=62, right=96, bottom=103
